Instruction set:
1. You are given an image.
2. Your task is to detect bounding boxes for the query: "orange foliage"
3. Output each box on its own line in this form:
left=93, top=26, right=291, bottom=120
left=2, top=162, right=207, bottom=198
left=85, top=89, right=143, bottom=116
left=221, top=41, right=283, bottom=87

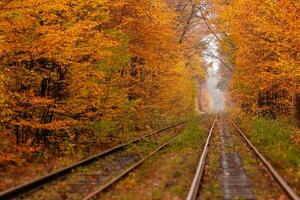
left=0, top=0, right=198, bottom=147
left=215, top=0, right=300, bottom=117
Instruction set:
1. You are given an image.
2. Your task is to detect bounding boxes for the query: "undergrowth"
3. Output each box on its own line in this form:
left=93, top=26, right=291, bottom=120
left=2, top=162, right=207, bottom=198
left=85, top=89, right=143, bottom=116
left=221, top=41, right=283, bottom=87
left=236, top=115, right=300, bottom=193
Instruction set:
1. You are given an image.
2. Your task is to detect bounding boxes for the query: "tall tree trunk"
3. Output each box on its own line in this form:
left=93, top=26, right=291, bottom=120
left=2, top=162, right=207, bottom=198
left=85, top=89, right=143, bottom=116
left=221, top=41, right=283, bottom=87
left=293, top=93, right=300, bottom=127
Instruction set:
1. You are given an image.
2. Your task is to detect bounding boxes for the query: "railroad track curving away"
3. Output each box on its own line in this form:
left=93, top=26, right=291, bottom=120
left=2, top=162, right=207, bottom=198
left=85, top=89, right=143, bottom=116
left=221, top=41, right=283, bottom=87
left=187, top=114, right=300, bottom=200
left=0, top=121, right=186, bottom=200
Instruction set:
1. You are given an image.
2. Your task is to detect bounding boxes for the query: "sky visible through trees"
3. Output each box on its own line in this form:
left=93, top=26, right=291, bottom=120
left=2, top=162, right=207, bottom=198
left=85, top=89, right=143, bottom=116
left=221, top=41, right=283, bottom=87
left=203, top=34, right=225, bottom=112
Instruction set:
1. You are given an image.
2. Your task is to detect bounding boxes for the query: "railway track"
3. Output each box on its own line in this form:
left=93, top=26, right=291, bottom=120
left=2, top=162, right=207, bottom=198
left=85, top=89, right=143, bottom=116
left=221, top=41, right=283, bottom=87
left=187, top=114, right=218, bottom=200
left=0, top=121, right=186, bottom=200
left=187, top=114, right=300, bottom=200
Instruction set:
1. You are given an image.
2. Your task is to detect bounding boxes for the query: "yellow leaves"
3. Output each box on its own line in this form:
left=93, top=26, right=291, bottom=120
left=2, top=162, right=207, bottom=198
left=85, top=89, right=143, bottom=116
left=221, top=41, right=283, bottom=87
left=186, top=55, right=205, bottom=79
left=1, top=0, right=114, bottom=62
left=0, top=0, right=196, bottom=135
left=0, top=0, right=116, bottom=133
left=12, top=119, right=76, bottom=131
left=30, top=97, right=55, bottom=106
left=215, top=0, right=300, bottom=115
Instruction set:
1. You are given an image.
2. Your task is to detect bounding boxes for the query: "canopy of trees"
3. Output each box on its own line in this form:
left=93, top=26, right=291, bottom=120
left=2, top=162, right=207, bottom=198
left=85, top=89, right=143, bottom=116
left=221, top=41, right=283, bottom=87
left=0, top=0, right=205, bottom=149
left=215, top=0, right=300, bottom=119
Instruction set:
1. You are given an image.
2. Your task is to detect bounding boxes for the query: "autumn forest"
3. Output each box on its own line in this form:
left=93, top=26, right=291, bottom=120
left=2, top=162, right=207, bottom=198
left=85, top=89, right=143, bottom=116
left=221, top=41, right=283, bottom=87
left=0, top=0, right=300, bottom=199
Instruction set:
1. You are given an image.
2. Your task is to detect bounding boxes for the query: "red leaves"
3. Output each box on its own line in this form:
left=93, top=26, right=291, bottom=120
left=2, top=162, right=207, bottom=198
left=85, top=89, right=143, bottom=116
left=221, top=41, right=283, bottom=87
left=16, top=145, right=41, bottom=154
left=0, top=153, right=21, bottom=166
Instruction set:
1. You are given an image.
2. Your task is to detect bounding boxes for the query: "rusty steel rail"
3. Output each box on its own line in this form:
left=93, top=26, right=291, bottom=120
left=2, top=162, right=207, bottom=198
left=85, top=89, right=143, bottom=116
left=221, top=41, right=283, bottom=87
left=186, top=114, right=218, bottom=200
left=231, top=119, right=300, bottom=200
left=0, top=121, right=186, bottom=200
left=83, top=130, right=183, bottom=200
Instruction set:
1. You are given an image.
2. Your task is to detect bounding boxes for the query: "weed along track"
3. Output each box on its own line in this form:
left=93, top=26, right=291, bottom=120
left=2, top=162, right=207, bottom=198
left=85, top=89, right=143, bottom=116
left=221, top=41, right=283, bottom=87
left=2, top=114, right=299, bottom=200
left=188, top=114, right=300, bottom=200
left=0, top=122, right=185, bottom=200
left=230, top=120, right=300, bottom=200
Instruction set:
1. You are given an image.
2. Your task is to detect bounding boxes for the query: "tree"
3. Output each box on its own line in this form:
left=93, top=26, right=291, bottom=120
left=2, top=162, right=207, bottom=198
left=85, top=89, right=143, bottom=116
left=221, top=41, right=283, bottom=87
left=0, top=0, right=116, bottom=145
left=0, top=0, right=197, bottom=149
left=215, top=0, right=300, bottom=119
